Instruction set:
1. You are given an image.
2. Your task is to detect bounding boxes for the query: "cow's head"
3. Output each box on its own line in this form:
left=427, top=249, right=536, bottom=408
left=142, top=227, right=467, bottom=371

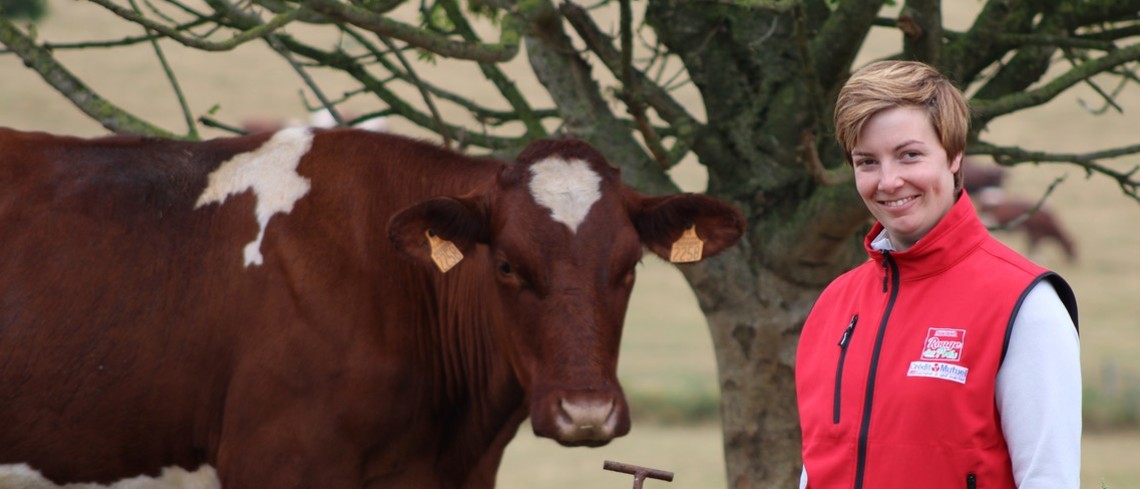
left=388, top=139, right=744, bottom=446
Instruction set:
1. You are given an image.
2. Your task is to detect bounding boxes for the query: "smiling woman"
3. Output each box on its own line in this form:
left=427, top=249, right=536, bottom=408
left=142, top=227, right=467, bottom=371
left=850, top=105, right=961, bottom=251
left=796, top=61, right=1081, bottom=489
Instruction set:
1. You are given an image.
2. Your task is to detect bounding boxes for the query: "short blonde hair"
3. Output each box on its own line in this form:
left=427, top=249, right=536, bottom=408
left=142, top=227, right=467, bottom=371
left=833, top=60, right=970, bottom=190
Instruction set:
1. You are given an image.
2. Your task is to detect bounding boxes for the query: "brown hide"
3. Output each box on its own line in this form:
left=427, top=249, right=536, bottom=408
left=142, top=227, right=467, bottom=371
left=975, top=192, right=1076, bottom=262
left=0, top=127, right=745, bottom=488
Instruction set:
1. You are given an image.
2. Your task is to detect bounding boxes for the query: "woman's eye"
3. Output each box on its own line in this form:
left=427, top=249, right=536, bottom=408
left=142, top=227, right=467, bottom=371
left=498, top=261, right=513, bottom=275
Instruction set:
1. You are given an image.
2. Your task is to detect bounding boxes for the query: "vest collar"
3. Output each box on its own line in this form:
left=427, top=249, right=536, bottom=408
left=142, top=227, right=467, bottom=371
left=864, top=191, right=988, bottom=277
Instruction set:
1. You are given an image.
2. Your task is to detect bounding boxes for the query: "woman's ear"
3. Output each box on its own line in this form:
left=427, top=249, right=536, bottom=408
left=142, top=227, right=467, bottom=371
left=951, top=152, right=965, bottom=192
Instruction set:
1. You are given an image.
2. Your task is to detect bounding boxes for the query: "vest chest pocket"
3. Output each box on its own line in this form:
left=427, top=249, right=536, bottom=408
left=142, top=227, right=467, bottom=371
left=833, top=314, right=859, bottom=424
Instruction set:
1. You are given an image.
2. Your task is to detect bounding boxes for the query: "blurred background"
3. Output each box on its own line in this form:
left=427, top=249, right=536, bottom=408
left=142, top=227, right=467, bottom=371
left=2, top=1, right=1139, bottom=487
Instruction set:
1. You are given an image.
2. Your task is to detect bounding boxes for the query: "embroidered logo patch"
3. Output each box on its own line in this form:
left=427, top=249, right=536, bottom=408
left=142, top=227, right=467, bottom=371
left=921, top=328, right=966, bottom=362
left=907, top=361, right=969, bottom=384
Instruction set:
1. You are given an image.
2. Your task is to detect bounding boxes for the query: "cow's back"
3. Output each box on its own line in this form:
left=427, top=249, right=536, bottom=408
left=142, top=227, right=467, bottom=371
left=0, top=127, right=512, bottom=485
left=0, top=128, right=277, bottom=481
left=0, top=127, right=711, bottom=488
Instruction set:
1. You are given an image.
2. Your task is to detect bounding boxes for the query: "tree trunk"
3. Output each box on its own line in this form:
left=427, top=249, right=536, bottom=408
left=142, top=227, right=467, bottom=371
left=645, top=3, right=872, bottom=486
left=681, top=246, right=821, bottom=487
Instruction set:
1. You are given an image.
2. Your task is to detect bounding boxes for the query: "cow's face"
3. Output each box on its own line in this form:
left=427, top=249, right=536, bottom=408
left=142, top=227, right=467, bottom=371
left=389, top=139, right=744, bottom=446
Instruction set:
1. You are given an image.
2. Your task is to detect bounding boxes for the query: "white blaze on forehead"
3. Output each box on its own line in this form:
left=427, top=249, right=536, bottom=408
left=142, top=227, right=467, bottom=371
left=0, top=464, right=220, bottom=488
left=528, top=157, right=603, bottom=233
left=195, top=127, right=313, bottom=267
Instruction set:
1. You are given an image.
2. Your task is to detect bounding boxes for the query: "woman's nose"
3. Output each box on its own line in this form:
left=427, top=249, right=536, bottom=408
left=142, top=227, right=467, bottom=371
left=877, top=161, right=904, bottom=191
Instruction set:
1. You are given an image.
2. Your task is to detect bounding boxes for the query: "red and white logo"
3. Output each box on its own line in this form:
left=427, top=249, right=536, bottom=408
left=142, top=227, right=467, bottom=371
left=921, top=328, right=966, bottom=362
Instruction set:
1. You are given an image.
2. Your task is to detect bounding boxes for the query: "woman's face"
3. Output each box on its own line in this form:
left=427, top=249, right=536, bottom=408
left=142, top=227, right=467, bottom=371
left=851, top=105, right=961, bottom=251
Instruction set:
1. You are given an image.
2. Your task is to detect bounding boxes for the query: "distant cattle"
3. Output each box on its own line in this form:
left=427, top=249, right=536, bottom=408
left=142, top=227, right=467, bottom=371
left=975, top=190, right=1077, bottom=262
left=0, top=127, right=744, bottom=488
left=962, top=159, right=1007, bottom=194
left=963, top=158, right=1076, bottom=263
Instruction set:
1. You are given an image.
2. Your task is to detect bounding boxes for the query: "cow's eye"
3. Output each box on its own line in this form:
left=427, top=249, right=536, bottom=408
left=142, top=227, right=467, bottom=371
left=498, top=261, right=513, bottom=275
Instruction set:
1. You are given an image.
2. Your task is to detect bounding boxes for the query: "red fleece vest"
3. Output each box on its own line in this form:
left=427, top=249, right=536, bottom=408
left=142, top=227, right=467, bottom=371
left=796, top=193, right=1076, bottom=489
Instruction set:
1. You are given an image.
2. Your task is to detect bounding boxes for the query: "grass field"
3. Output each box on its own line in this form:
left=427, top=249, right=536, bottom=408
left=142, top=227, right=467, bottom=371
left=3, top=1, right=1140, bottom=488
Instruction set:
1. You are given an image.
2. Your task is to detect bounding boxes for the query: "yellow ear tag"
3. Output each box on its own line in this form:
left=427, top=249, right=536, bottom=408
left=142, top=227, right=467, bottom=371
left=426, top=230, right=464, bottom=273
left=669, top=225, right=704, bottom=263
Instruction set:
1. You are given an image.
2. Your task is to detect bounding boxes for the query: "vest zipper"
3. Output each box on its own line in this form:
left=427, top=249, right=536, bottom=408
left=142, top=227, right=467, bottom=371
left=966, top=473, right=977, bottom=489
left=833, top=314, right=859, bottom=424
left=854, top=251, right=898, bottom=489
left=881, top=254, right=889, bottom=293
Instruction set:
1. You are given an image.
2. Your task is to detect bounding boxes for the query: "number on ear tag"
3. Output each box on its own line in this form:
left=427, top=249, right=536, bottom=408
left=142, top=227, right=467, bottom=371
left=427, top=230, right=464, bottom=273
left=669, top=225, right=704, bottom=263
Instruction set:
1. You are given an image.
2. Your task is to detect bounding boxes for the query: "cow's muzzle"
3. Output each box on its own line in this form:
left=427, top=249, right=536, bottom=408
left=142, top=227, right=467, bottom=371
left=533, top=393, right=629, bottom=447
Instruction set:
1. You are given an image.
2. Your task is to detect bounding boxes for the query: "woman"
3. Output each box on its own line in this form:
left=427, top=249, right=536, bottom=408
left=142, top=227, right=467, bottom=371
left=796, top=61, right=1080, bottom=488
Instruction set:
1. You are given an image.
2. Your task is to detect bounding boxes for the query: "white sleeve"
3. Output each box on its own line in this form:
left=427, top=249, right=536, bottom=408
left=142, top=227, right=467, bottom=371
left=799, top=466, right=808, bottom=489
left=995, top=280, right=1081, bottom=488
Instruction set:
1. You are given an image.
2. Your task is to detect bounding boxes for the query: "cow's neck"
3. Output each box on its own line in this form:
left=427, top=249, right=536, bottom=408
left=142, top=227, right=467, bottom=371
left=409, top=252, right=527, bottom=485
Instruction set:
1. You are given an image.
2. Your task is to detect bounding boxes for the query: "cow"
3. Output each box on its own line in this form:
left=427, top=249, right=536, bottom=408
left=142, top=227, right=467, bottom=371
left=975, top=190, right=1077, bottom=263
left=962, top=158, right=1008, bottom=194
left=0, top=127, right=745, bottom=488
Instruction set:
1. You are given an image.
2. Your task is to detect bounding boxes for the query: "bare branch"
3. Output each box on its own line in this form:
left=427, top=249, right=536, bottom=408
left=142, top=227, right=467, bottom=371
left=791, top=4, right=830, bottom=160
left=942, top=0, right=1041, bottom=83
left=1076, top=67, right=1133, bottom=114
left=799, top=130, right=850, bottom=186
left=900, top=0, right=942, bottom=64
left=971, top=41, right=1140, bottom=122
left=266, top=35, right=344, bottom=126
left=378, top=35, right=453, bottom=148
left=277, top=34, right=523, bottom=150
left=1078, top=23, right=1140, bottom=42
left=561, top=0, right=697, bottom=129
left=438, top=0, right=546, bottom=139
left=617, top=0, right=669, bottom=168
left=1062, top=48, right=1125, bottom=114
left=198, top=114, right=248, bottom=135
left=560, top=0, right=701, bottom=167
left=0, top=17, right=175, bottom=138
left=987, top=176, right=1066, bottom=232
left=810, top=0, right=887, bottom=88
left=86, top=0, right=306, bottom=51
left=128, top=0, right=198, bottom=138
left=38, top=17, right=215, bottom=50
left=969, top=32, right=1121, bottom=51
left=302, top=0, right=522, bottom=63
left=971, top=140, right=1140, bottom=203
left=523, top=0, right=678, bottom=194
left=340, top=26, right=558, bottom=130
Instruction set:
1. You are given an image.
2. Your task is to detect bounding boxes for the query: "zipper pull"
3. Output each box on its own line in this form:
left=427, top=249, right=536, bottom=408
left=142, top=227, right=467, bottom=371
left=881, top=250, right=891, bottom=293
left=838, top=314, right=859, bottom=347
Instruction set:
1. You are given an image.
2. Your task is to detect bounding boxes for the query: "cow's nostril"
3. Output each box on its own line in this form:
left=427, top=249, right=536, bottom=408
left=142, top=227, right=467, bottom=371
left=557, top=397, right=617, bottom=441
left=559, top=398, right=614, bottom=423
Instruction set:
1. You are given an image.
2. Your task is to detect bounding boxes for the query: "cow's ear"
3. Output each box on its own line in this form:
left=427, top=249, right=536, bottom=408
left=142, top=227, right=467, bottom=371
left=631, top=192, right=745, bottom=263
left=388, top=197, right=487, bottom=273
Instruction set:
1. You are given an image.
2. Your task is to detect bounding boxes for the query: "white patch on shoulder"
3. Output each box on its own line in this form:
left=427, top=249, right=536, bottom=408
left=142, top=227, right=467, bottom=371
left=195, top=127, right=313, bottom=267
left=528, top=157, right=603, bottom=233
left=0, top=464, right=220, bottom=489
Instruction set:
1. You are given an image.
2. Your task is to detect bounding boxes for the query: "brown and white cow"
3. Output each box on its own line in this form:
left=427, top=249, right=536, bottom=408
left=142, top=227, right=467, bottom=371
left=0, top=127, right=744, bottom=488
